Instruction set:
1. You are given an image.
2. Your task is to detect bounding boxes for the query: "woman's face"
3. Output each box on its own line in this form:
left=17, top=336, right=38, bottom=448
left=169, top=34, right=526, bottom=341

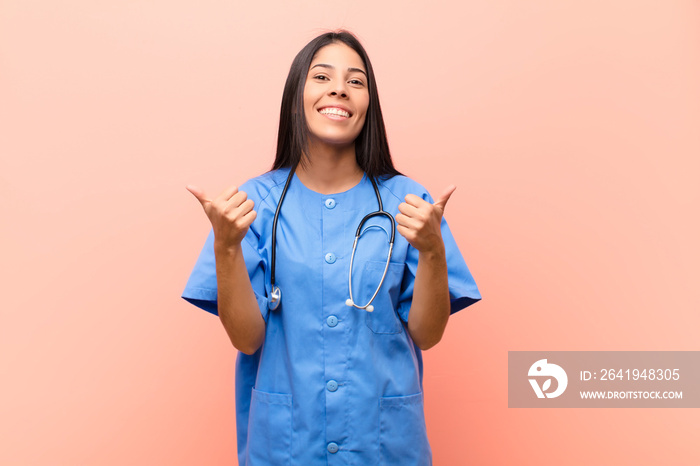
left=303, top=42, right=370, bottom=150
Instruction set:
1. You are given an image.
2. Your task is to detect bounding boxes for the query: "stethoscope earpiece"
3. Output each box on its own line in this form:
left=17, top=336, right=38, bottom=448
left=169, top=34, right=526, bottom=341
left=345, top=298, right=375, bottom=313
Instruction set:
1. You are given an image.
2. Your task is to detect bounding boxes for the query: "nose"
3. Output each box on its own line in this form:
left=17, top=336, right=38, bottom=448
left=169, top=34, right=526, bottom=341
left=329, top=83, right=348, bottom=98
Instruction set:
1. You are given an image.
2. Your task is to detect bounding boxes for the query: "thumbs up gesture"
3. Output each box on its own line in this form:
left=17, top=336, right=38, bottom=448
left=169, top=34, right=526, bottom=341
left=395, top=185, right=456, bottom=254
left=186, top=184, right=257, bottom=249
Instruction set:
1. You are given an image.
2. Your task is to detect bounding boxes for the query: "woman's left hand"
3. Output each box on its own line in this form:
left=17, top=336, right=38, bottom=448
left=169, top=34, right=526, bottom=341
left=395, top=185, right=456, bottom=254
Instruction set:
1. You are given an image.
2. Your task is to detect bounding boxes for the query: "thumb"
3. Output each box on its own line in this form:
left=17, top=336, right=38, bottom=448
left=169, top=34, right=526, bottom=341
left=433, top=185, right=456, bottom=212
left=186, top=185, right=211, bottom=208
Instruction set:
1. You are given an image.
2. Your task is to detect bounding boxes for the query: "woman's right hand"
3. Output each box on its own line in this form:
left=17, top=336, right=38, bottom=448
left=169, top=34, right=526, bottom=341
left=186, top=185, right=257, bottom=249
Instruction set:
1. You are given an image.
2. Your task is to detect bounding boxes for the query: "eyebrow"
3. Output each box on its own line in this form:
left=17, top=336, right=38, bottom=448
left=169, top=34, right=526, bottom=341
left=310, top=63, right=367, bottom=77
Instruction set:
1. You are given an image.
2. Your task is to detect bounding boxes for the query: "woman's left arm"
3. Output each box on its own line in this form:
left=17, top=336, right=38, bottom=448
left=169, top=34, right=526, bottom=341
left=395, top=186, right=456, bottom=351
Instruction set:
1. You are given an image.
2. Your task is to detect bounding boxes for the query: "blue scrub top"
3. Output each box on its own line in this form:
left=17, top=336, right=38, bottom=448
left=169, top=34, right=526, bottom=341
left=182, top=167, right=481, bottom=465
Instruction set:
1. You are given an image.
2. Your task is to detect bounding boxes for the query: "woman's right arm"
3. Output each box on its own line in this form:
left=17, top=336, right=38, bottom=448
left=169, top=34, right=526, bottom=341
left=187, top=184, right=265, bottom=355
left=214, top=242, right=265, bottom=354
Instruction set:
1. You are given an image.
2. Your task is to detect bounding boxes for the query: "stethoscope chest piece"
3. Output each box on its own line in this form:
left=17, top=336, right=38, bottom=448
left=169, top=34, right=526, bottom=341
left=268, top=285, right=281, bottom=311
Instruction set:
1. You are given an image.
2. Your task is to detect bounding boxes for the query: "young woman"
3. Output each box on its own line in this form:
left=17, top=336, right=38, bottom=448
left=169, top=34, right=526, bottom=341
left=182, top=30, right=481, bottom=465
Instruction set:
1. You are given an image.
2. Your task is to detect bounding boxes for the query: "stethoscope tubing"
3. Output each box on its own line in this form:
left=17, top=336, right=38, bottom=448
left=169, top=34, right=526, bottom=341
left=268, top=168, right=395, bottom=312
left=268, top=169, right=295, bottom=310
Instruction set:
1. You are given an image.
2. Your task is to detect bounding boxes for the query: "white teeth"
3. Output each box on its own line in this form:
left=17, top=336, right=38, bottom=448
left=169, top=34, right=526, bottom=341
left=319, top=107, right=350, bottom=117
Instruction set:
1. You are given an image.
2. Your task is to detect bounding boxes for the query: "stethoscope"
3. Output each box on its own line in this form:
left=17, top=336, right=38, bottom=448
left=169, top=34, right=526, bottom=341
left=268, top=169, right=395, bottom=312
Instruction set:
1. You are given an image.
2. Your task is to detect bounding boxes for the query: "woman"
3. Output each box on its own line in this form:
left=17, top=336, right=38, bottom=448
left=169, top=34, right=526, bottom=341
left=182, top=30, right=481, bottom=465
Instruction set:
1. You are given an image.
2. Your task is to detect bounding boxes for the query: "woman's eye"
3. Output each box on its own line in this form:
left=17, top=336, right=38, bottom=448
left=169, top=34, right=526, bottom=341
left=314, top=75, right=329, bottom=81
left=349, top=79, right=364, bottom=86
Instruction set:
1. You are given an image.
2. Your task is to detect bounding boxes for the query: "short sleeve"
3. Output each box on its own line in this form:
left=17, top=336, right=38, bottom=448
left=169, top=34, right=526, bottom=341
left=181, top=228, right=271, bottom=321
left=395, top=193, right=481, bottom=323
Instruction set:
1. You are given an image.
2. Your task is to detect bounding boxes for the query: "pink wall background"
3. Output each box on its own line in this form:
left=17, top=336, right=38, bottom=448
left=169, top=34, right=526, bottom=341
left=2, top=1, right=698, bottom=464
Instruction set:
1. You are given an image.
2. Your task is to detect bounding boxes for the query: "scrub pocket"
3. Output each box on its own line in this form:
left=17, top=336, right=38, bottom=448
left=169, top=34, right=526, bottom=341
left=363, top=260, right=405, bottom=334
left=245, top=388, right=292, bottom=466
left=379, top=392, right=432, bottom=465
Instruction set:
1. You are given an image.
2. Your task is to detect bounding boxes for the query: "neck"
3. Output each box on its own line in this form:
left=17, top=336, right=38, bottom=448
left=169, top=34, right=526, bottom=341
left=295, top=139, right=364, bottom=194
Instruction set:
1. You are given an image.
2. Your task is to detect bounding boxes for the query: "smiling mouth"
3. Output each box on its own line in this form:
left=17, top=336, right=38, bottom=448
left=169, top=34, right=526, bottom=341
left=318, top=107, right=351, bottom=119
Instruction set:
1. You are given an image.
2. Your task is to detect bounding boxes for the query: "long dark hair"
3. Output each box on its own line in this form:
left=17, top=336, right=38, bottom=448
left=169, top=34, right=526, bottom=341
left=272, top=30, right=401, bottom=179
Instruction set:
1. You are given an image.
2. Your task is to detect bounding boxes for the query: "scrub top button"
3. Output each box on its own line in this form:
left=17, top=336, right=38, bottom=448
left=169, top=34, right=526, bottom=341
left=324, top=253, right=336, bottom=264
left=327, top=442, right=339, bottom=454
left=326, top=316, right=338, bottom=327
left=326, top=380, right=338, bottom=392
left=324, top=198, right=336, bottom=209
